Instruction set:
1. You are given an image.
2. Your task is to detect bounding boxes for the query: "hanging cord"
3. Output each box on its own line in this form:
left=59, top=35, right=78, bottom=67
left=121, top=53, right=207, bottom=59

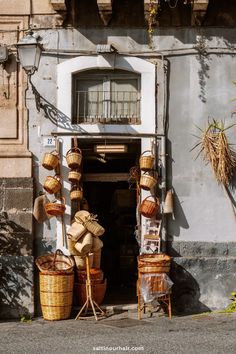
left=55, top=137, right=66, bottom=247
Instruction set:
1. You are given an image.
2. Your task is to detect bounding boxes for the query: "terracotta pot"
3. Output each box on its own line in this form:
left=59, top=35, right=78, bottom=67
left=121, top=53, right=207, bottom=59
left=77, top=279, right=107, bottom=306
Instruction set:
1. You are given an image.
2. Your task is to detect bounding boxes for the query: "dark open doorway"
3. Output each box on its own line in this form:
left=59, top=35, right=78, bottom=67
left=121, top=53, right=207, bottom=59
left=79, top=139, right=141, bottom=304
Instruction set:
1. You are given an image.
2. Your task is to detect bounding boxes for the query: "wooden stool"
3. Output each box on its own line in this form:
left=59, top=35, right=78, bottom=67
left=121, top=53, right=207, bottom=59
left=137, top=274, right=172, bottom=320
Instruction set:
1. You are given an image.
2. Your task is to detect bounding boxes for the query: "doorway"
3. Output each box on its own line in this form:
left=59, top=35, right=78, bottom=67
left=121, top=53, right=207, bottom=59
left=79, top=139, right=141, bottom=304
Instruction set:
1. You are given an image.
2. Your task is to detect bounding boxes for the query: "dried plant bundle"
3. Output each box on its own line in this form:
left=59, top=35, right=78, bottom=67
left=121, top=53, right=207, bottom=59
left=192, top=120, right=236, bottom=186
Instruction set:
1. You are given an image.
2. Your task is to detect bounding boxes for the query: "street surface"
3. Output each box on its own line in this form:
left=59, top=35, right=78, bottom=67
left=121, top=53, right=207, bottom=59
left=0, top=311, right=236, bottom=354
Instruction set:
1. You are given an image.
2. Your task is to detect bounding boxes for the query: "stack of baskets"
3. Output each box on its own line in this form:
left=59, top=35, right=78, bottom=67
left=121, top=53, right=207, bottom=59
left=36, top=250, right=75, bottom=321
left=77, top=268, right=107, bottom=306
left=66, top=147, right=83, bottom=202
left=67, top=210, right=105, bottom=269
left=41, top=149, right=66, bottom=217
left=138, top=254, right=172, bottom=295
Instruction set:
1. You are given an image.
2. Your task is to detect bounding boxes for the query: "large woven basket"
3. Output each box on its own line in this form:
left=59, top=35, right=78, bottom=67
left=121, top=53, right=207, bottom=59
left=42, top=150, right=59, bottom=170
left=36, top=249, right=75, bottom=274
left=139, top=196, right=160, bottom=218
left=43, top=175, right=61, bottom=194
left=139, top=150, right=155, bottom=171
left=66, top=148, right=82, bottom=169
left=138, top=254, right=171, bottom=274
left=40, top=272, right=74, bottom=320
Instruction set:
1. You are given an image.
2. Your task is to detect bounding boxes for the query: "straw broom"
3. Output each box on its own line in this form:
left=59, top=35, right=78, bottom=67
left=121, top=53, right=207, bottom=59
left=192, top=120, right=236, bottom=219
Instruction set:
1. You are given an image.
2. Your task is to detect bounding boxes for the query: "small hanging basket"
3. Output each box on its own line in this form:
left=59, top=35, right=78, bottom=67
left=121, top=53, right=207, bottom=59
left=68, top=170, right=81, bottom=183
left=66, top=147, right=82, bottom=169
left=139, top=150, right=155, bottom=171
left=43, top=175, right=61, bottom=194
left=140, top=172, right=157, bottom=191
left=44, top=198, right=66, bottom=216
left=139, top=195, right=160, bottom=218
left=70, top=185, right=83, bottom=201
left=42, top=150, right=59, bottom=170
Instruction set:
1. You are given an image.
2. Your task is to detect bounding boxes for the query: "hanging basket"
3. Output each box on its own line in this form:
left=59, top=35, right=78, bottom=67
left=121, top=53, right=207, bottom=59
left=66, top=147, right=82, bottom=169
left=74, top=232, right=93, bottom=255
left=42, top=150, right=59, bottom=170
left=43, top=175, right=61, bottom=194
left=36, top=249, right=75, bottom=275
left=140, top=172, right=157, bottom=191
left=139, top=196, right=160, bottom=218
left=70, top=186, right=83, bottom=201
left=44, top=198, right=66, bottom=216
left=139, top=150, right=155, bottom=171
left=68, top=170, right=81, bottom=183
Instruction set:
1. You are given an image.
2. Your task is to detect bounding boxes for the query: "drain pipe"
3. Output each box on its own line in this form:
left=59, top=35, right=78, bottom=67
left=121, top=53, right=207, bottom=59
left=161, top=135, right=167, bottom=253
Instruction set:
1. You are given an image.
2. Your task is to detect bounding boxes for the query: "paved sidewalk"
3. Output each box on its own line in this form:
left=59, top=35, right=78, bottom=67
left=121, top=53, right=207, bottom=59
left=0, top=311, right=236, bottom=354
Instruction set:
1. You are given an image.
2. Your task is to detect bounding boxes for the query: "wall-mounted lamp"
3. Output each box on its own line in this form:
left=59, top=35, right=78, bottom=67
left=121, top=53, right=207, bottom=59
left=0, top=45, right=9, bottom=65
left=94, top=144, right=128, bottom=153
left=15, top=30, right=42, bottom=75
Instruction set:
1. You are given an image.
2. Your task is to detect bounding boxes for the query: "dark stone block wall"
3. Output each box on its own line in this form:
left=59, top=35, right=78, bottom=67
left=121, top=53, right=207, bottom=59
left=166, top=241, right=236, bottom=314
left=0, top=178, right=34, bottom=319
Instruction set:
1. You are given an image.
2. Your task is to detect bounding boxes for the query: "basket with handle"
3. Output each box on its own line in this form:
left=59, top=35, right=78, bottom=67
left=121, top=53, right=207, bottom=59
left=76, top=213, right=105, bottom=237
left=36, top=249, right=75, bottom=274
left=43, top=175, right=61, bottom=194
left=139, top=172, right=157, bottom=191
left=42, top=150, right=59, bottom=170
left=44, top=197, right=66, bottom=216
left=70, top=185, right=83, bottom=201
left=139, top=196, right=160, bottom=218
left=139, top=150, right=155, bottom=171
left=66, top=147, right=82, bottom=169
left=68, top=170, right=81, bottom=183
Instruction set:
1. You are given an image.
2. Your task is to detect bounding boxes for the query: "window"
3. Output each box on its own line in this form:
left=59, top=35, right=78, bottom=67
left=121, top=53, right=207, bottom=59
left=72, top=69, right=141, bottom=124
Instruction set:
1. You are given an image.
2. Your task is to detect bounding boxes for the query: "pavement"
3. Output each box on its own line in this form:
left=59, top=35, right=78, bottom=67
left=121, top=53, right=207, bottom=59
left=0, top=308, right=236, bottom=354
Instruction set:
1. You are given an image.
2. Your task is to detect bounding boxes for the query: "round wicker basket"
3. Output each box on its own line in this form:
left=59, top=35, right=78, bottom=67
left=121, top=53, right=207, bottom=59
left=43, top=175, right=61, bottom=194
left=42, top=151, right=59, bottom=170
left=139, top=150, right=155, bottom=171
left=139, top=173, right=157, bottom=191
left=139, top=196, right=160, bottom=218
left=66, top=147, right=82, bottom=169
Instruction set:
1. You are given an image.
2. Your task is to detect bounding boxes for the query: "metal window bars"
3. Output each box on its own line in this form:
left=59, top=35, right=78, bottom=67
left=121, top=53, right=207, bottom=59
left=73, top=90, right=141, bottom=124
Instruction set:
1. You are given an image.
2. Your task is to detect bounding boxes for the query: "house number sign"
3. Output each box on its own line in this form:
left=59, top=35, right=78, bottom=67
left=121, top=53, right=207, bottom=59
left=43, top=136, right=56, bottom=147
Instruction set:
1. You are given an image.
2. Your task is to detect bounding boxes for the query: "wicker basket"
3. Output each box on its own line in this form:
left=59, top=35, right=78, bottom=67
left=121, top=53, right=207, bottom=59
left=138, top=254, right=171, bottom=274
left=70, top=186, right=83, bottom=201
left=40, top=272, right=74, bottom=320
left=66, top=148, right=82, bottom=169
left=91, top=236, right=103, bottom=252
left=139, top=196, right=160, bottom=218
left=139, top=173, right=157, bottom=191
left=42, top=150, right=59, bottom=170
left=92, top=249, right=101, bottom=269
left=44, top=198, right=66, bottom=216
left=67, top=222, right=86, bottom=242
left=75, top=212, right=105, bottom=237
left=74, top=253, right=93, bottom=270
left=43, top=175, right=61, bottom=194
left=74, top=232, right=93, bottom=255
left=77, top=268, right=104, bottom=284
left=68, top=170, right=81, bottom=183
left=77, top=279, right=107, bottom=307
left=139, top=150, right=155, bottom=171
left=36, top=249, right=75, bottom=274
left=74, top=210, right=90, bottom=223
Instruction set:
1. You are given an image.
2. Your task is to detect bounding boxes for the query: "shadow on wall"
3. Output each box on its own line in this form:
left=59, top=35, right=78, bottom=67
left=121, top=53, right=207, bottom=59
left=0, top=212, right=33, bottom=319
left=170, top=262, right=210, bottom=315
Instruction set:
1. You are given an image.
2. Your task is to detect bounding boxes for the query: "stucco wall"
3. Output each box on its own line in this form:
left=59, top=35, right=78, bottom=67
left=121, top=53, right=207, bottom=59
left=24, top=27, right=236, bottom=313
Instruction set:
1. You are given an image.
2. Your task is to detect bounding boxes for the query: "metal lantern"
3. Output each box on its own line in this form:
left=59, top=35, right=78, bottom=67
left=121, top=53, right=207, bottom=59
left=16, top=30, right=42, bottom=75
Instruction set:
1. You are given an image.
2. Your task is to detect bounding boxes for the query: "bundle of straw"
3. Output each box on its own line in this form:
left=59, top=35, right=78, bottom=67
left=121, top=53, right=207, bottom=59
left=193, top=120, right=236, bottom=186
